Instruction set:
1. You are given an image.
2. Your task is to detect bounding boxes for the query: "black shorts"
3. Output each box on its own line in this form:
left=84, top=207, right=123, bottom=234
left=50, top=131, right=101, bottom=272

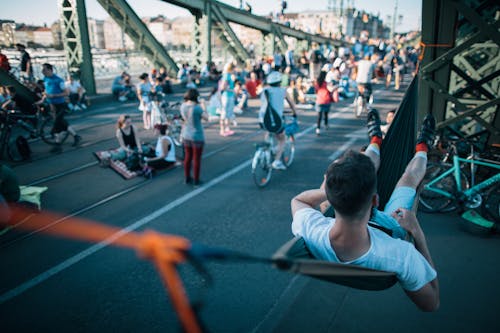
left=51, top=103, right=69, bottom=134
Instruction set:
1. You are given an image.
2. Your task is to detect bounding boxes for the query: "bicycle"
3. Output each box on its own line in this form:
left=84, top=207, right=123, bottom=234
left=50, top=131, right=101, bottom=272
left=0, top=106, right=69, bottom=161
left=353, top=83, right=373, bottom=118
left=252, top=115, right=296, bottom=187
left=162, top=101, right=184, bottom=161
left=419, top=141, right=500, bottom=233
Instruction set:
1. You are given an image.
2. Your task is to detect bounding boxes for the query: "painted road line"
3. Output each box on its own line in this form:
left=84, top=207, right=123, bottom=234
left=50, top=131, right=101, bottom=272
left=0, top=123, right=314, bottom=304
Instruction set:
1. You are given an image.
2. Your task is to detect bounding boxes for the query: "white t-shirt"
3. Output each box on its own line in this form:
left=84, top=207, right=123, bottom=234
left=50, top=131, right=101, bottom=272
left=292, top=208, right=437, bottom=291
left=66, top=80, right=81, bottom=94
left=356, top=59, right=375, bottom=83
left=156, top=135, right=176, bottom=162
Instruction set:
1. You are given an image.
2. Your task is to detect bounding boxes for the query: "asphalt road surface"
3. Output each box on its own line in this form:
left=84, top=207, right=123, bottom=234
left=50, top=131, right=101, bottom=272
left=1, top=77, right=499, bottom=333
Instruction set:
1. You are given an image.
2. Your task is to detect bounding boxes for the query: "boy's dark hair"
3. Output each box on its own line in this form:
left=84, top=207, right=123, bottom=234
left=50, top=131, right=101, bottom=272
left=184, top=88, right=199, bottom=102
left=42, top=63, right=53, bottom=71
left=153, top=123, right=168, bottom=135
left=139, top=73, right=148, bottom=80
left=325, top=150, right=377, bottom=218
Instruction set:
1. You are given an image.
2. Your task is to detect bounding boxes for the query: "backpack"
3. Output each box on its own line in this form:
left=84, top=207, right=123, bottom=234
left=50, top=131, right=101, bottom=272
left=262, top=90, right=283, bottom=133
left=15, top=136, right=31, bottom=160
left=0, top=54, right=11, bottom=71
left=125, top=152, right=141, bottom=171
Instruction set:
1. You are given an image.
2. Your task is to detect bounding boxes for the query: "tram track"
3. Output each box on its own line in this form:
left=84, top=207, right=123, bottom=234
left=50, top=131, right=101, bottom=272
left=0, top=127, right=266, bottom=248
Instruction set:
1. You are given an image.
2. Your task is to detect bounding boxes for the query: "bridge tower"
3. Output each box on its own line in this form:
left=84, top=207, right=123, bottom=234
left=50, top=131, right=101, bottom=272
left=419, top=0, right=499, bottom=147
left=59, top=0, right=96, bottom=94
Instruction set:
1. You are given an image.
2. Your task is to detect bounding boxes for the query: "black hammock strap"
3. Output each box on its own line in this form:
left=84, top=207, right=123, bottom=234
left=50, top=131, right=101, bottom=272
left=187, top=240, right=397, bottom=292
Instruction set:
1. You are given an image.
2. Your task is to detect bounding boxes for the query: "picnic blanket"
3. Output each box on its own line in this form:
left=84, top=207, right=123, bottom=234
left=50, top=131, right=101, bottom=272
left=94, top=149, right=141, bottom=180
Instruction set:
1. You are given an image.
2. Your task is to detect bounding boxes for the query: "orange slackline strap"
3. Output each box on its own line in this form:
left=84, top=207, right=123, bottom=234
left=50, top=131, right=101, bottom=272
left=418, top=41, right=454, bottom=61
left=3, top=205, right=202, bottom=333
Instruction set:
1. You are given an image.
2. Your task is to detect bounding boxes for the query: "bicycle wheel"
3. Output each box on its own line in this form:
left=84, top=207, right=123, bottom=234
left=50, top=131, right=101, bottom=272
left=40, top=115, right=69, bottom=145
left=281, top=136, right=295, bottom=167
left=6, top=137, right=25, bottom=162
left=174, top=141, right=185, bottom=161
left=419, top=163, right=469, bottom=213
left=482, top=183, right=500, bottom=224
left=252, top=149, right=272, bottom=187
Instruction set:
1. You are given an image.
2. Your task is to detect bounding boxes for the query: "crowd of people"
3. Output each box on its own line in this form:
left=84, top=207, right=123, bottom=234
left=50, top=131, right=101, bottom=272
left=1, top=35, right=442, bottom=312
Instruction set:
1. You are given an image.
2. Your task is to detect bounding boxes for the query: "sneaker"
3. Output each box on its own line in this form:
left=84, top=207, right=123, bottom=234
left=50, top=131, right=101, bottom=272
left=72, top=135, right=82, bottom=147
left=50, top=144, right=62, bottom=153
left=193, top=179, right=203, bottom=187
left=118, top=95, right=127, bottom=102
left=416, top=114, right=436, bottom=150
left=184, top=177, right=193, bottom=185
left=315, top=128, right=320, bottom=135
left=80, top=104, right=87, bottom=110
left=232, top=120, right=238, bottom=127
left=367, top=108, right=382, bottom=138
left=272, top=160, right=286, bottom=170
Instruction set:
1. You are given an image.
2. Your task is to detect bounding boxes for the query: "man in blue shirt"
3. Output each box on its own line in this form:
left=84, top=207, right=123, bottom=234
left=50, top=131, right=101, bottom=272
left=42, top=63, right=81, bottom=152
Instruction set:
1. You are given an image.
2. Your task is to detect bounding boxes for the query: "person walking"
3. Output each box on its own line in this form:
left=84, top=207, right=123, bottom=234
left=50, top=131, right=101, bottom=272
left=137, top=73, right=153, bottom=130
left=219, top=62, right=236, bottom=136
left=314, top=71, right=333, bottom=135
left=41, top=63, right=81, bottom=152
left=180, top=89, right=208, bottom=186
left=16, top=44, right=32, bottom=83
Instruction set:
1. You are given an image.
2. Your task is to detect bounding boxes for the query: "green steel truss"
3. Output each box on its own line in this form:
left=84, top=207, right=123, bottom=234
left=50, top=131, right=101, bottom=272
left=419, top=0, right=499, bottom=148
left=59, top=0, right=96, bottom=94
left=60, top=0, right=344, bottom=93
left=96, top=0, right=179, bottom=77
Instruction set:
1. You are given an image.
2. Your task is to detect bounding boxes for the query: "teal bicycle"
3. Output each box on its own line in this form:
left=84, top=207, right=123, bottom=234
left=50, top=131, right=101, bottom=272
left=419, top=143, right=500, bottom=233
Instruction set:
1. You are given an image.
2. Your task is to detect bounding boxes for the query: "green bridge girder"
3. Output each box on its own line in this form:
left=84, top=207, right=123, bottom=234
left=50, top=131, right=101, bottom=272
left=60, top=0, right=344, bottom=93
left=95, top=0, right=179, bottom=77
left=419, top=0, right=499, bottom=148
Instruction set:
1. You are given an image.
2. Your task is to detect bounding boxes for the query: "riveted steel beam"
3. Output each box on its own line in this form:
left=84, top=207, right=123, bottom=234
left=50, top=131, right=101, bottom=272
left=161, top=0, right=343, bottom=46
left=59, top=0, right=96, bottom=94
left=96, top=0, right=178, bottom=77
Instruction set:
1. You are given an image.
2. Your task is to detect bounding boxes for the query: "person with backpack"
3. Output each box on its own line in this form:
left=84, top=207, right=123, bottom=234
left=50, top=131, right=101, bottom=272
left=258, top=71, right=297, bottom=170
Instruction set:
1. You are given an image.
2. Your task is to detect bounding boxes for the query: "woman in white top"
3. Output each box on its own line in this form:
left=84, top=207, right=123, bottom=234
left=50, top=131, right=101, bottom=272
left=144, top=123, right=176, bottom=170
left=137, top=73, right=153, bottom=130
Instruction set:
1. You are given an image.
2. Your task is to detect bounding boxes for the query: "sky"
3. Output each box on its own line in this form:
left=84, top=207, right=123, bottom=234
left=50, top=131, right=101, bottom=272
left=2, top=0, right=421, bottom=32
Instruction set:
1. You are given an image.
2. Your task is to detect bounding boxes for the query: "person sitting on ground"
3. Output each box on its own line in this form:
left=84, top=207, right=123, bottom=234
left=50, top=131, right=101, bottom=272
left=245, top=71, right=262, bottom=98
left=112, top=72, right=128, bottom=101
left=143, top=123, right=176, bottom=172
left=177, top=63, right=190, bottom=85
left=258, top=71, right=298, bottom=170
left=114, top=114, right=143, bottom=160
left=66, top=75, right=88, bottom=111
left=291, top=109, right=439, bottom=311
left=381, top=109, right=396, bottom=137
